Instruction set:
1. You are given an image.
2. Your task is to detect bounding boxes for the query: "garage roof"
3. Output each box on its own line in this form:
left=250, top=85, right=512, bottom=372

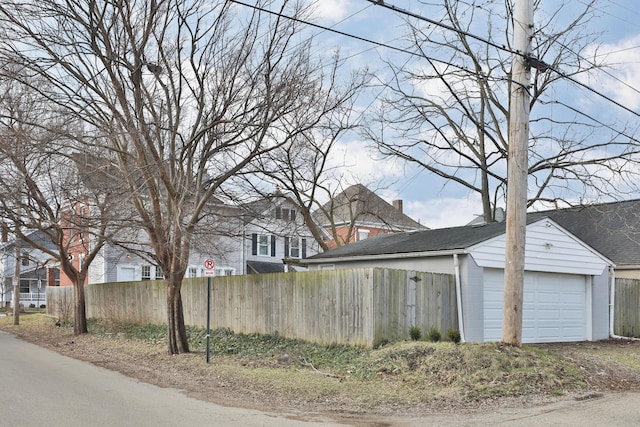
left=306, top=220, right=508, bottom=261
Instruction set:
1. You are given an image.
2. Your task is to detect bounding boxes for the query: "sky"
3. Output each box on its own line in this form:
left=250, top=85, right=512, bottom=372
left=248, top=1, right=640, bottom=229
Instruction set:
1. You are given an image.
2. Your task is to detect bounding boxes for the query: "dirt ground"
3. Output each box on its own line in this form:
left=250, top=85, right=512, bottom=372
left=5, top=316, right=640, bottom=422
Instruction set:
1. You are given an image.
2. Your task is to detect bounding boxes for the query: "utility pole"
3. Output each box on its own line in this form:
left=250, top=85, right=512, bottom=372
left=502, top=0, right=533, bottom=346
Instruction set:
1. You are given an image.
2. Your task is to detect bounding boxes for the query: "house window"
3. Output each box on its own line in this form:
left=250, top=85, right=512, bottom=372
left=155, top=266, right=164, bottom=279
left=275, top=207, right=296, bottom=222
left=252, top=234, right=275, bottom=257
left=20, top=280, right=30, bottom=294
left=216, top=268, right=234, bottom=276
left=141, top=265, right=151, bottom=281
left=21, top=253, right=29, bottom=266
left=188, top=267, right=197, bottom=278
left=358, top=229, right=370, bottom=241
left=79, top=253, right=85, bottom=270
left=285, top=237, right=300, bottom=258
left=258, top=234, right=270, bottom=256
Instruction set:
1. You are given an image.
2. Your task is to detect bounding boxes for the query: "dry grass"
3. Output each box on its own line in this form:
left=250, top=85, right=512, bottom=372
left=2, top=314, right=639, bottom=417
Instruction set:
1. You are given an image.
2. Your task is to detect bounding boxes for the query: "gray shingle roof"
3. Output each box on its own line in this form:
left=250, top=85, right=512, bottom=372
left=308, top=220, right=507, bottom=260
left=313, top=184, right=426, bottom=231
left=247, top=260, right=285, bottom=274
left=531, top=199, right=640, bottom=267
left=308, top=199, right=640, bottom=265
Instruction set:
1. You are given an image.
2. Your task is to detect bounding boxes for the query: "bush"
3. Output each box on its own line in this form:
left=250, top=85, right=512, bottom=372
left=447, top=329, right=461, bottom=344
left=409, top=326, right=422, bottom=341
left=29, top=304, right=36, bottom=309
left=40, top=304, right=46, bottom=309
left=428, top=327, right=441, bottom=342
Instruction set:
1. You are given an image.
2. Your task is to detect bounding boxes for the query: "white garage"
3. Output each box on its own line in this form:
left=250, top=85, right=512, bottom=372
left=465, top=218, right=612, bottom=343
left=305, top=217, right=613, bottom=343
left=483, top=269, right=587, bottom=343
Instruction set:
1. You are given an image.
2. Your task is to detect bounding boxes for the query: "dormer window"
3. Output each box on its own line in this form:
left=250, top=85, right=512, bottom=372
left=275, top=207, right=296, bottom=222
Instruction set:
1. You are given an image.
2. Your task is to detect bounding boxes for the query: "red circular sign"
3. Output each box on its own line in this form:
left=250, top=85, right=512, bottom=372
left=203, top=258, right=215, bottom=269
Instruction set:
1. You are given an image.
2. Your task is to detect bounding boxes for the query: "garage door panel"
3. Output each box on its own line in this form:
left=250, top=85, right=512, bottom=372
left=484, top=269, right=587, bottom=343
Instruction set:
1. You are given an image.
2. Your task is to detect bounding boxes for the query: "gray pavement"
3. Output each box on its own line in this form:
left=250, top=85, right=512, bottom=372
left=0, top=331, right=344, bottom=426
left=3, top=329, right=640, bottom=426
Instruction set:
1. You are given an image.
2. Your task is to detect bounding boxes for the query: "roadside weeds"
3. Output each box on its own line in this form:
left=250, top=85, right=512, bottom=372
left=2, top=314, right=640, bottom=417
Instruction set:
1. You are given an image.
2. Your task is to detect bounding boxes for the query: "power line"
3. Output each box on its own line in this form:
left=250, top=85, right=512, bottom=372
left=231, top=0, right=640, bottom=122
left=367, top=0, right=640, bottom=119
left=540, top=99, right=640, bottom=145
left=228, top=0, right=496, bottom=80
left=547, top=38, right=640, bottom=99
left=366, top=0, right=517, bottom=55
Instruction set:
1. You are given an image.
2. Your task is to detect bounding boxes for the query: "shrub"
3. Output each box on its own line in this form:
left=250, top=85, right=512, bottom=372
left=428, top=327, right=441, bottom=342
left=40, top=304, right=46, bottom=309
left=409, top=326, right=422, bottom=341
left=29, top=304, right=36, bottom=309
left=447, top=329, right=462, bottom=344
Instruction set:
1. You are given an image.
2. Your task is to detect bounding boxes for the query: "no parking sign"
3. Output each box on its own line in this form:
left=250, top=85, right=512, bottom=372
left=203, top=258, right=215, bottom=275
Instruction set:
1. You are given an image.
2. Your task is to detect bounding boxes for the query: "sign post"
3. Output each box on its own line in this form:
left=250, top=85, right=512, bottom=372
left=203, top=259, right=215, bottom=363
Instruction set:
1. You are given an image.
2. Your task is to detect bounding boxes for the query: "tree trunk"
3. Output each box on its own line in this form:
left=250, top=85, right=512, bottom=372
left=12, top=232, right=20, bottom=325
left=73, top=281, right=88, bottom=335
left=166, top=278, right=189, bottom=355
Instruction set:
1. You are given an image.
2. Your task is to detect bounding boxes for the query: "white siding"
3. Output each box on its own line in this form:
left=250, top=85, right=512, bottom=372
left=88, top=246, right=106, bottom=284
left=468, top=219, right=608, bottom=275
left=308, top=256, right=457, bottom=275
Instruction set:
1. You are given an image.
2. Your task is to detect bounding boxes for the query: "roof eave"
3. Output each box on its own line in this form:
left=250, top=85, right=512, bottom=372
left=302, top=248, right=467, bottom=265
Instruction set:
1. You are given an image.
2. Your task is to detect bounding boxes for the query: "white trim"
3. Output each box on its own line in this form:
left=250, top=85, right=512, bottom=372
left=304, top=249, right=466, bottom=265
left=453, top=254, right=465, bottom=343
left=586, top=275, right=593, bottom=341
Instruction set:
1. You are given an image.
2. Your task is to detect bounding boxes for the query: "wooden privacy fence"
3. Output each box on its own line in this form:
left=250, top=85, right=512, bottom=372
left=47, top=268, right=458, bottom=347
left=614, top=278, right=640, bottom=338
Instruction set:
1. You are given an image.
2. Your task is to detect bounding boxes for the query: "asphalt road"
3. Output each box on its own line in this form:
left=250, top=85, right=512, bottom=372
left=0, top=331, right=343, bottom=427
left=4, top=328, right=640, bottom=426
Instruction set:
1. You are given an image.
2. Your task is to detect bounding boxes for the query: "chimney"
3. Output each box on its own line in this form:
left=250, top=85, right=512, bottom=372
left=392, top=199, right=403, bottom=213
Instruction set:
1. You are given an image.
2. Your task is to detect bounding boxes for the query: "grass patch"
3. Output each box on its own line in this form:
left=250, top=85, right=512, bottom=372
left=362, top=341, right=586, bottom=399
left=81, top=319, right=587, bottom=401
left=574, top=342, right=640, bottom=371
left=1, top=316, right=595, bottom=408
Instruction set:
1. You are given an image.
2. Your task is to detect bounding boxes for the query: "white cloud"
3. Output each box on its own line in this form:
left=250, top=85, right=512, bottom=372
left=329, top=137, right=405, bottom=182
left=405, top=194, right=482, bottom=229
left=309, top=0, right=355, bottom=23
left=581, top=35, right=640, bottom=111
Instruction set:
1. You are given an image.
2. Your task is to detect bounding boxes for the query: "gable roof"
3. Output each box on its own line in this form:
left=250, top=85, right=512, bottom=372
left=308, top=198, right=640, bottom=267
left=313, top=184, right=426, bottom=231
left=529, top=199, right=640, bottom=267
left=241, top=191, right=299, bottom=224
left=306, top=220, right=506, bottom=261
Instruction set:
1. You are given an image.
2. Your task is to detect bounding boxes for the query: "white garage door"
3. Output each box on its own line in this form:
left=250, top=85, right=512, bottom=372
left=484, top=269, right=587, bottom=343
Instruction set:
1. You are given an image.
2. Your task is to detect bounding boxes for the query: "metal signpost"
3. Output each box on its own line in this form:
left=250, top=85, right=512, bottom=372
left=203, top=258, right=215, bottom=363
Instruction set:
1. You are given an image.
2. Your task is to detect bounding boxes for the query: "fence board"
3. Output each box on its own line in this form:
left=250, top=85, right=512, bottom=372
left=46, top=268, right=457, bottom=347
left=614, top=278, right=640, bottom=338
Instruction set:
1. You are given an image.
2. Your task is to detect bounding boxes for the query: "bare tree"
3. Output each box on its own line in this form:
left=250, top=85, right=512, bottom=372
left=0, top=0, right=358, bottom=353
left=0, top=73, right=119, bottom=334
left=244, top=60, right=370, bottom=251
left=365, top=0, right=640, bottom=222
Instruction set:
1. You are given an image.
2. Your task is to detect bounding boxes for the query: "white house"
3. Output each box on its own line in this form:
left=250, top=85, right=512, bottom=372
left=84, top=191, right=321, bottom=283
left=242, top=191, right=320, bottom=274
left=0, top=230, right=59, bottom=308
left=303, top=217, right=613, bottom=344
